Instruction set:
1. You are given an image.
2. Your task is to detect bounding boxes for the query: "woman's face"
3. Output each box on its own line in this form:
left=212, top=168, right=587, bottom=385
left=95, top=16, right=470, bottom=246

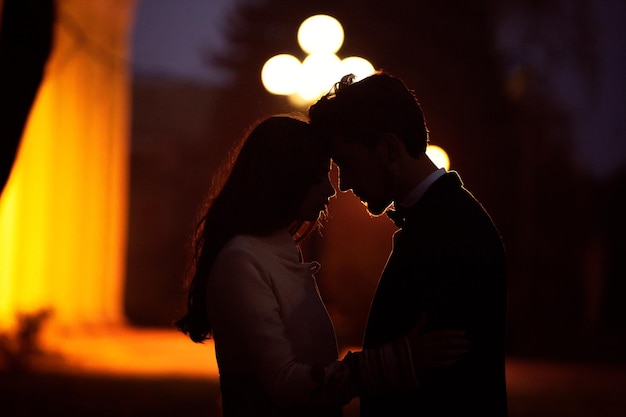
left=295, top=162, right=336, bottom=222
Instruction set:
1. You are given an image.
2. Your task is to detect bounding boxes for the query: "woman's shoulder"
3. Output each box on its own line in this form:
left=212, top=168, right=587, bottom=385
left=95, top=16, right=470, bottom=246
left=216, top=235, right=263, bottom=266
left=223, top=233, right=276, bottom=254
left=216, top=233, right=282, bottom=264
left=223, top=234, right=258, bottom=251
left=223, top=231, right=297, bottom=259
left=209, top=236, right=268, bottom=289
left=209, top=232, right=296, bottom=288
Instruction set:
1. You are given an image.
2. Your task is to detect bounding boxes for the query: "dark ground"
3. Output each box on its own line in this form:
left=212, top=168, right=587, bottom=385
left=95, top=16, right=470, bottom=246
left=1, top=358, right=625, bottom=417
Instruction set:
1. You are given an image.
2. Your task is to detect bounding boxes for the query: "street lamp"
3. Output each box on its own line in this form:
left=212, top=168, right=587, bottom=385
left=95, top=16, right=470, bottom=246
left=426, top=145, right=450, bottom=170
left=261, top=14, right=375, bottom=107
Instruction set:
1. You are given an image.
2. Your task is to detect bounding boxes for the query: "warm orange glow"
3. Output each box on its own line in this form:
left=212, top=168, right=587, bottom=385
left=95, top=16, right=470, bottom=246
left=0, top=1, right=134, bottom=332
left=41, top=328, right=218, bottom=377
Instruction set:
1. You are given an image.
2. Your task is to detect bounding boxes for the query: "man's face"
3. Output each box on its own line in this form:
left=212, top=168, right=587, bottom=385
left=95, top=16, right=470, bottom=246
left=331, top=137, right=394, bottom=216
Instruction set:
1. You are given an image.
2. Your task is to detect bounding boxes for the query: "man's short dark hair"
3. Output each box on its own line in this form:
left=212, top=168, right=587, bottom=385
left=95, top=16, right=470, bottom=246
left=308, top=71, right=429, bottom=156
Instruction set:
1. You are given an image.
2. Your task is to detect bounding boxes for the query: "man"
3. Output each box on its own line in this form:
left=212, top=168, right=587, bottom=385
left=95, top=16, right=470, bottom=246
left=309, top=71, right=508, bottom=416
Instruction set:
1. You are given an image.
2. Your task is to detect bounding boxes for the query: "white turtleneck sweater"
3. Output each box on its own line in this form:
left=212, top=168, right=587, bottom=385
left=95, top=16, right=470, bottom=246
left=206, top=229, right=341, bottom=416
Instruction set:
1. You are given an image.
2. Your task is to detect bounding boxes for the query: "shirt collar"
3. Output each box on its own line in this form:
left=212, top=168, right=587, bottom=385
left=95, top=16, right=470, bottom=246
left=396, top=168, right=446, bottom=209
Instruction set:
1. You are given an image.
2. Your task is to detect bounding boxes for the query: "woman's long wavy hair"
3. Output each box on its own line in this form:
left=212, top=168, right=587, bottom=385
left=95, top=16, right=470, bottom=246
left=175, top=115, right=331, bottom=343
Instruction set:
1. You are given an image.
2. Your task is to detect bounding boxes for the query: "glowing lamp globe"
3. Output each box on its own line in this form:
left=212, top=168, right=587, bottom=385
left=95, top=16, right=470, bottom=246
left=426, top=145, right=450, bottom=170
left=261, top=54, right=302, bottom=95
left=339, top=56, right=376, bottom=82
left=297, top=15, right=344, bottom=55
left=296, top=53, right=342, bottom=100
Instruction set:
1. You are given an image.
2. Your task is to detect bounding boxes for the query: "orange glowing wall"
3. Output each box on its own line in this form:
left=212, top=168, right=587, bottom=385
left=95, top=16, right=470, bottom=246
left=0, top=0, right=137, bottom=331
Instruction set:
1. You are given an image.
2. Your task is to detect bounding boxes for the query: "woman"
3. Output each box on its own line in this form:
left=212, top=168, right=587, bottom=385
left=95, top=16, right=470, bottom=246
left=176, top=115, right=467, bottom=416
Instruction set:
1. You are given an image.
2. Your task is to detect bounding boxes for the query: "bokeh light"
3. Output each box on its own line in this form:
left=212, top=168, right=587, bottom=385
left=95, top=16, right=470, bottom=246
left=262, top=14, right=375, bottom=106
left=426, top=144, right=450, bottom=170
left=261, top=54, right=302, bottom=95
left=296, top=53, right=342, bottom=100
left=339, top=56, right=376, bottom=81
left=297, top=14, right=344, bottom=55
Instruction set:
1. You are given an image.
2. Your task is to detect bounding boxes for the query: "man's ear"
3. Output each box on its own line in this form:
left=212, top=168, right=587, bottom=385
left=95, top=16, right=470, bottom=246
left=376, top=133, right=404, bottom=164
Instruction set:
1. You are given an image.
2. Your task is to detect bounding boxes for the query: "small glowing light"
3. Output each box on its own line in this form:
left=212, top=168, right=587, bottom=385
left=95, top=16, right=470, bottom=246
left=261, top=54, right=302, bottom=95
left=339, top=56, right=376, bottom=82
left=298, top=15, right=344, bottom=55
left=426, top=145, right=450, bottom=170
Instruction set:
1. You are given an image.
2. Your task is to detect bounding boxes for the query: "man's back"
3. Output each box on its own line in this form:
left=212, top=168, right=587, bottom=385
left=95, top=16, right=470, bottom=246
left=361, top=171, right=508, bottom=416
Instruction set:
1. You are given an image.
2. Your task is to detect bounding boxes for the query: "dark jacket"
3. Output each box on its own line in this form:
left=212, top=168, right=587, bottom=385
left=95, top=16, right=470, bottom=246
left=361, top=171, right=508, bottom=416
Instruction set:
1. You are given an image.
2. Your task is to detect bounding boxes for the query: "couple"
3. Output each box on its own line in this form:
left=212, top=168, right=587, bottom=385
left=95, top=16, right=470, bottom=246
left=176, top=71, right=509, bottom=417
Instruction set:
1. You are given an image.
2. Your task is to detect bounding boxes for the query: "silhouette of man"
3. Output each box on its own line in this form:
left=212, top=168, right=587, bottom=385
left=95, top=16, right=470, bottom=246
left=309, top=71, right=508, bottom=416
